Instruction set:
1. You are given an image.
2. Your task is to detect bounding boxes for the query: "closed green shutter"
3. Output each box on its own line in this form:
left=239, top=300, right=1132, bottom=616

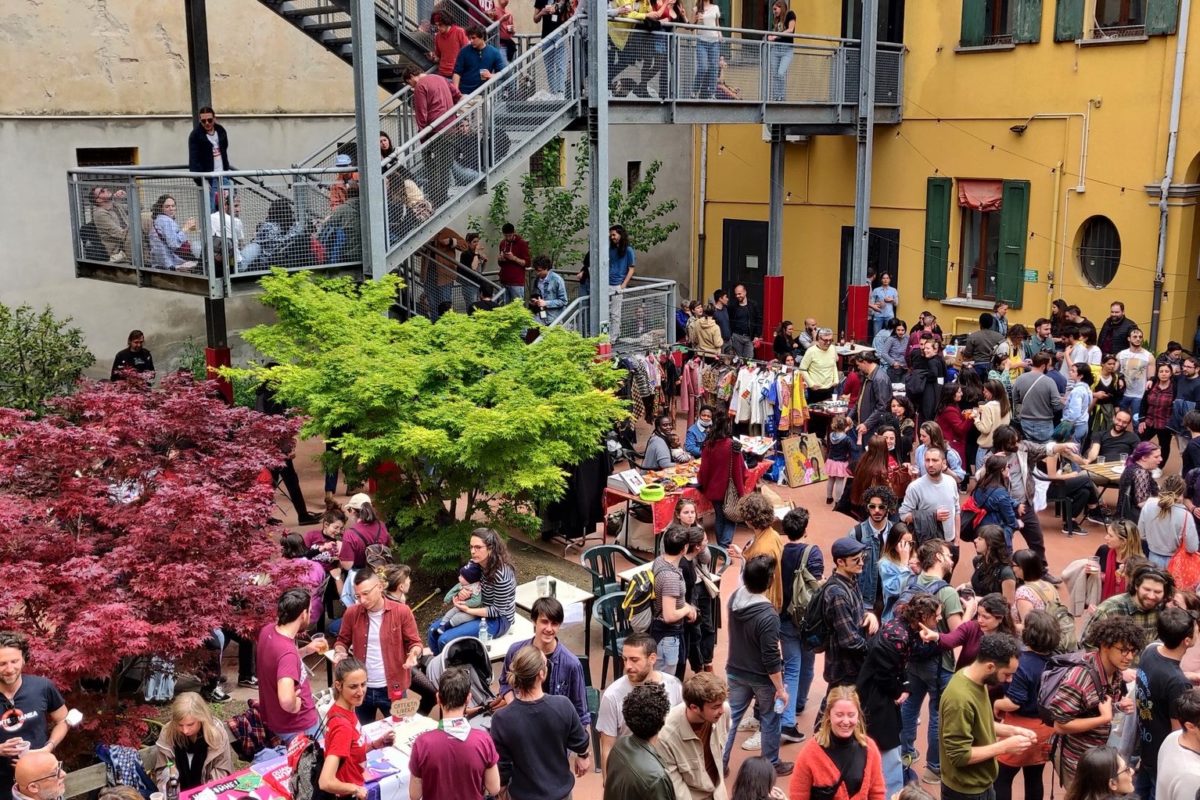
left=923, top=177, right=952, bottom=301
left=1146, top=0, right=1180, bottom=34
left=1055, top=0, right=1084, bottom=41
left=961, top=0, right=986, bottom=45
left=996, top=180, right=1030, bottom=308
left=1012, top=0, right=1043, bottom=42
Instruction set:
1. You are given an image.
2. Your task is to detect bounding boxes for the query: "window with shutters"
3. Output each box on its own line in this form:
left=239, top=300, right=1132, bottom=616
left=1094, top=0, right=1145, bottom=36
left=1079, top=0, right=1179, bottom=38
left=961, top=0, right=1042, bottom=46
left=960, top=208, right=1002, bottom=299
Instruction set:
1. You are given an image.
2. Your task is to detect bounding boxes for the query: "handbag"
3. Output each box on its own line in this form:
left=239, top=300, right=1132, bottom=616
left=1167, top=518, right=1200, bottom=591
left=722, top=449, right=744, bottom=522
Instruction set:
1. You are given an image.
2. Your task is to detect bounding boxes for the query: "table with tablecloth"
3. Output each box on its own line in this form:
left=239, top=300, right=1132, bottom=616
left=181, top=717, right=430, bottom=800
left=603, top=458, right=772, bottom=536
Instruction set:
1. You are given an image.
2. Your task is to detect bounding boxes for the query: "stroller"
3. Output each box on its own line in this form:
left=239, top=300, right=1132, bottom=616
left=423, top=637, right=501, bottom=727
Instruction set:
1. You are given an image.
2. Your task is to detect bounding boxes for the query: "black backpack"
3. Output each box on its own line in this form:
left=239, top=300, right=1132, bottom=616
left=799, top=579, right=838, bottom=653
left=287, top=716, right=331, bottom=800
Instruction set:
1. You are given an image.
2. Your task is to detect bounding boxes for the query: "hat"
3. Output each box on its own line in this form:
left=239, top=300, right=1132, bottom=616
left=346, top=492, right=372, bottom=511
left=334, top=154, right=352, bottom=168
left=831, top=536, right=867, bottom=560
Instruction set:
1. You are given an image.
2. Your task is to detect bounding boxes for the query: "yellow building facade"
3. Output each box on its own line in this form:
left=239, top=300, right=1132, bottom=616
left=698, top=0, right=1200, bottom=347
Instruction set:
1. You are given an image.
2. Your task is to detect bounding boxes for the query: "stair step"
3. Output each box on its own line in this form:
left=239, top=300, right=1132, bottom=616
left=281, top=5, right=344, bottom=18
left=302, top=19, right=352, bottom=32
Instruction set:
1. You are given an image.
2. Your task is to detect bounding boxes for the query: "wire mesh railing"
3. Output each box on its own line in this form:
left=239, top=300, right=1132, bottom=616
left=68, top=167, right=366, bottom=297
left=392, top=243, right=506, bottom=319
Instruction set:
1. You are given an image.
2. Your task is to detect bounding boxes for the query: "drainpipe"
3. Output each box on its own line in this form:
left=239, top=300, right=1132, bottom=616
left=697, top=124, right=708, bottom=301
left=1152, top=0, right=1192, bottom=349
left=1047, top=160, right=1064, bottom=317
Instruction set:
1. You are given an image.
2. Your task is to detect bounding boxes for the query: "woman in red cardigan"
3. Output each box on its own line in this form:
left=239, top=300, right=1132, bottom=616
left=789, top=686, right=886, bottom=800
left=696, top=412, right=746, bottom=548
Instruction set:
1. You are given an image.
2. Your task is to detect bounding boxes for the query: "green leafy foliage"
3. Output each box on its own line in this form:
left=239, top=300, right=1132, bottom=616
left=229, top=270, right=627, bottom=576
left=172, top=339, right=260, bottom=409
left=468, top=143, right=677, bottom=267
left=0, top=303, right=94, bottom=416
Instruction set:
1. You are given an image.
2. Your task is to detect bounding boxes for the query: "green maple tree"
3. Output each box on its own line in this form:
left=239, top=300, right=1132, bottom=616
left=229, top=270, right=627, bottom=574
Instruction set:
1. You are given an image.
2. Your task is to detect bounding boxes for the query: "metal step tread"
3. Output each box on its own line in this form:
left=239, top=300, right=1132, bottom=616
left=281, top=5, right=345, bottom=18
left=301, top=19, right=353, bottom=31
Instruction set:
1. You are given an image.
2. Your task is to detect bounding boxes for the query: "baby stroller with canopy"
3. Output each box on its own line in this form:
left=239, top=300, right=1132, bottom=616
left=423, top=637, right=502, bottom=728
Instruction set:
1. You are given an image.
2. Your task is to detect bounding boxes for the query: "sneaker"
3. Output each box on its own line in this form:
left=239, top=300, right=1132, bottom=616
left=774, top=761, right=795, bottom=777
left=901, top=752, right=917, bottom=768
left=238, top=676, right=259, bottom=688
left=780, top=725, right=806, bottom=743
left=738, top=717, right=760, bottom=733
left=1063, top=520, right=1087, bottom=536
left=206, top=687, right=232, bottom=704
left=921, top=766, right=941, bottom=785
left=740, top=731, right=762, bottom=751
left=1085, top=509, right=1108, bottom=525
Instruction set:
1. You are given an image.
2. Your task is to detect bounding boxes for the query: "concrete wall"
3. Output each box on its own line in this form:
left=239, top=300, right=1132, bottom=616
left=4, top=0, right=695, bottom=375
left=699, top=1, right=1200, bottom=347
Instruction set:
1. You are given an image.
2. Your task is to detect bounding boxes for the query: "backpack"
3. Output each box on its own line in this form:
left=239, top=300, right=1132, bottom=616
left=787, top=545, right=823, bottom=628
left=959, top=493, right=989, bottom=542
left=881, top=573, right=950, bottom=626
left=799, top=580, right=836, bottom=652
left=1028, top=580, right=1078, bottom=653
left=350, top=526, right=393, bottom=570
left=1037, top=651, right=1104, bottom=725
left=622, top=568, right=655, bottom=633
left=287, top=717, right=332, bottom=800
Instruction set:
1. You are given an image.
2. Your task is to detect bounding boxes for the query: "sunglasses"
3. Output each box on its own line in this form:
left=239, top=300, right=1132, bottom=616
left=867, top=503, right=887, bottom=510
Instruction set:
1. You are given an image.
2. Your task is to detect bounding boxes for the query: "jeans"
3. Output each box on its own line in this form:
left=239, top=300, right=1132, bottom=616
left=900, top=662, right=951, bottom=771
left=656, top=634, right=682, bottom=675
left=768, top=43, right=793, bottom=101
left=1021, top=419, right=1054, bottom=444
left=544, top=37, right=566, bottom=94
left=1135, top=766, right=1155, bottom=800
left=975, top=446, right=991, bottom=470
left=712, top=503, right=736, bottom=547
left=277, top=718, right=322, bottom=744
left=504, top=284, right=525, bottom=303
left=722, top=671, right=783, bottom=769
left=729, top=333, right=754, bottom=360
left=1119, top=395, right=1141, bottom=416
left=779, top=619, right=804, bottom=729
left=695, top=39, right=719, bottom=98
left=1148, top=550, right=1172, bottom=568
left=427, top=615, right=510, bottom=655
left=356, top=686, right=394, bottom=725
left=609, top=286, right=624, bottom=340
left=881, top=746, right=905, bottom=799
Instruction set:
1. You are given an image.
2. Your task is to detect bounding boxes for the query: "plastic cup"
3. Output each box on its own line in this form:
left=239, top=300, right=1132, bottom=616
left=151, top=793, right=165, bottom=800
left=536, top=575, right=550, bottom=597
left=1088, top=556, right=1101, bottom=573
left=1097, top=455, right=1107, bottom=465
left=310, top=633, right=328, bottom=654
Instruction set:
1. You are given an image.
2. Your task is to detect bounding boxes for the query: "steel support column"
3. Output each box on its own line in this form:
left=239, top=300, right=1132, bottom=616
left=587, top=4, right=611, bottom=343
left=762, top=128, right=786, bottom=353
left=184, top=0, right=212, bottom=117
left=850, top=0, right=878, bottom=289
left=351, top=0, right=388, bottom=280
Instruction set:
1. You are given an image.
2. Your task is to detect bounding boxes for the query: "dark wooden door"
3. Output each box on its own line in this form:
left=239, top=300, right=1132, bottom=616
left=721, top=219, right=769, bottom=308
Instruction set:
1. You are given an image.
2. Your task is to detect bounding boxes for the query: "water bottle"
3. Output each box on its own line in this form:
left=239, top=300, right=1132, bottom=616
left=773, top=696, right=786, bottom=715
left=165, top=760, right=180, bottom=800
left=478, top=618, right=490, bottom=645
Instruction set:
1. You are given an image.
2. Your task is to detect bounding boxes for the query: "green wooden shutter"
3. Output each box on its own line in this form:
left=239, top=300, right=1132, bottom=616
left=1146, top=0, right=1180, bottom=34
left=961, top=0, right=986, bottom=45
left=1012, top=0, right=1043, bottom=42
left=996, top=180, right=1030, bottom=308
left=923, top=177, right=952, bottom=300
left=1055, top=0, right=1084, bottom=41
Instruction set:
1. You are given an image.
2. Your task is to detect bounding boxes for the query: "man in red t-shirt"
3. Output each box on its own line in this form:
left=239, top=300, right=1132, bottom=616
left=256, top=589, right=323, bottom=741
left=496, top=222, right=530, bottom=303
left=410, top=667, right=501, bottom=800
left=429, top=13, right=469, bottom=79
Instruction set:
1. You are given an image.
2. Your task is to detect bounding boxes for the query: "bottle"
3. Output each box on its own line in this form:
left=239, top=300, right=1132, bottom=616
left=773, top=696, right=786, bottom=715
left=478, top=618, right=490, bottom=645
left=165, top=760, right=180, bottom=800
left=838, top=331, right=846, bottom=347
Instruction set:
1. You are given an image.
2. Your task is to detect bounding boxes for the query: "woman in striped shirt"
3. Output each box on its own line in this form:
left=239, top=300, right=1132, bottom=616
left=427, top=527, right=517, bottom=654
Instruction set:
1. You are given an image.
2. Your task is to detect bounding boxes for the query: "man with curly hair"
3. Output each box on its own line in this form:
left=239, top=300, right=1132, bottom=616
left=603, top=682, right=674, bottom=800
left=846, top=485, right=896, bottom=609
left=1045, top=615, right=1143, bottom=785
left=1081, top=565, right=1172, bottom=661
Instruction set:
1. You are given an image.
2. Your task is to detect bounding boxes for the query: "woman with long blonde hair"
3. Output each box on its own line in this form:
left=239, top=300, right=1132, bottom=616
left=1138, top=473, right=1199, bottom=569
left=788, top=686, right=884, bottom=800
left=152, top=691, right=235, bottom=792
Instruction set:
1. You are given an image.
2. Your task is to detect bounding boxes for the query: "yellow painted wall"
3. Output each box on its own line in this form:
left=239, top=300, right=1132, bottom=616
left=702, top=2, right=1200, bottom=347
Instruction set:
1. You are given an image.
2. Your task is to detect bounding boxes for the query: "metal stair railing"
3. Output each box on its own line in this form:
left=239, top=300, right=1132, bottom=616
left=550, top=294, right=591, bottom=337
left=381, top=16, right=585, bottom=264
left=393, top=241, right=506, bottom=319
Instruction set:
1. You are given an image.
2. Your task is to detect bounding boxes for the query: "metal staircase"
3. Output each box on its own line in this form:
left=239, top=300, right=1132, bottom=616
left=257, top=0, right=498, bottom=92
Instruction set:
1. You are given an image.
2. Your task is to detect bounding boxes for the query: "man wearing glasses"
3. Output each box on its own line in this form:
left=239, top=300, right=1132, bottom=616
left=12, top=751, right=65, bottom=800
left=188, top=107, right=234, bottom=210
left=0, top=632, right=68, bottom=800
left=819, top=537, right=879, bottom=692
left=333, top=568, right=423, bottom=724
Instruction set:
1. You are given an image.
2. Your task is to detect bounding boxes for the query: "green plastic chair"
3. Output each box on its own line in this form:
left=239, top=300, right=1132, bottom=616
left=580, top=544, right=644, bottom=599
left=593, top=590, right=634, bottom=689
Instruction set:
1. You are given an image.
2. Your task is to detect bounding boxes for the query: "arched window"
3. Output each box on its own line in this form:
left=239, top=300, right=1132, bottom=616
left=1078, top=216, right=1121, bottom=289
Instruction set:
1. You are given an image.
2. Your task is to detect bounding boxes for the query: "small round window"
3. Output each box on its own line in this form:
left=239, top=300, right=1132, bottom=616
left=1078, top=216, right=1121, bottom=289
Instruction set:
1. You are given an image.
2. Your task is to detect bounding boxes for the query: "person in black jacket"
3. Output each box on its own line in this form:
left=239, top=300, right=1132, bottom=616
left=854, top=352, right=895, bottom=437
left=188, top=107, right=234, bottom=210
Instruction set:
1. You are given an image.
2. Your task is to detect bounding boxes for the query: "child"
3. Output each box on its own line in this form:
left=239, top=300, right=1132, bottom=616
left=825, top=415, right=853, bottom=504
left=429, top=560, right=484, bottom=637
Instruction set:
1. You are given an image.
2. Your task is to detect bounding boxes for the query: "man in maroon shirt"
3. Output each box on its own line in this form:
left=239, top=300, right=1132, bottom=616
left=497, top=222, right=530, bottom=302
left=402, top=66, right=464, bottom=207
left=409, top=667, right=501, bottom=800
left=428, top=13, right=469, bottom=80
left=256, top=588, right=323, bottom=742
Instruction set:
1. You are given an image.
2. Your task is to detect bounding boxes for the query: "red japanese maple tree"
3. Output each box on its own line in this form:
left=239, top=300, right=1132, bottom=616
left=0, top=375, right=305, bottom=744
